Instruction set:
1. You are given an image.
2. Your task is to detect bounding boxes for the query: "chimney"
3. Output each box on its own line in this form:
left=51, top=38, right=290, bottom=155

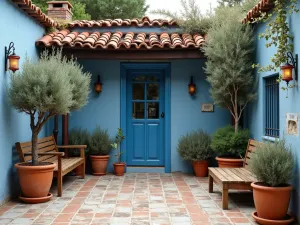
left=47, top=1, right=73, bottom=21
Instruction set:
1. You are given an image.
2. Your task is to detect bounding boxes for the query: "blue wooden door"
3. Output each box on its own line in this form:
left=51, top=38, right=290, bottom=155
left=126, top=70, right=165, bottom=166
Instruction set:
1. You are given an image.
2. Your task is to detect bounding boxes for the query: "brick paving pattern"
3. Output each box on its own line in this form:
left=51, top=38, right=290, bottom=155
left=0, top=173, right=258, bottom=225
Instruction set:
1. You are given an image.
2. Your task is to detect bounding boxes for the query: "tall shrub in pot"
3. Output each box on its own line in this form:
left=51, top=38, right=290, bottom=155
left=7, top=50, right=90, bottom=202
left=211, top=126, right=249, bottom=167
left=177, top=130, right=213, bottom=177
left=111, top=128, right=126, bottom=176
left=249, top=140, right=294, bottom=221
left=89, top=126, right=112, bottom=176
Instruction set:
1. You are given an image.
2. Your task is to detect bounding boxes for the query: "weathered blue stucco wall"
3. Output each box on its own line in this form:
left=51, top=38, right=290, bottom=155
left=246, top=1, right=300, bottom=218
left=0, top=0, right=46, bottom=204
left=67, top=59, right=231, bottom=173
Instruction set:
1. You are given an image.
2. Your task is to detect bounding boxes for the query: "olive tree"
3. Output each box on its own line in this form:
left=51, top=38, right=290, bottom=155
left=203, top=6, right=256, bottom=132
left=7, top=50, right=91, bottom=165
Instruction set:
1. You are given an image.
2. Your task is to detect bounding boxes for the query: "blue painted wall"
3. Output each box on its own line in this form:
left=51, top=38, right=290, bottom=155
left=0, top=0, right=46, bottom=204
left=67, top=59, right=231, bottom=173
left=246, top=1, right=300, bottom=218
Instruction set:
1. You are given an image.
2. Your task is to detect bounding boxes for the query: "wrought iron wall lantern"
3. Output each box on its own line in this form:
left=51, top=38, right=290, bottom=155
left=188, top=76, right=196, bottom=95
left=94, top=75, right=102, bottom=94
left=5, top=42, right=20, bottom=72
left=280, top=52, right=298, bottom=85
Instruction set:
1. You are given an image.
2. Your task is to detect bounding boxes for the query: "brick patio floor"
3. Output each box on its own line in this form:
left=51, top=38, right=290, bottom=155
left=0, top=173, right=258, bottom=225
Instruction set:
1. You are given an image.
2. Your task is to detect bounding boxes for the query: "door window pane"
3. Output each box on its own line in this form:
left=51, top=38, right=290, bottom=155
left=132, top=76, right=147, bottom=82
left=133, top=83, right=144, bottom=100
left=132, top=102, right=144, bottom=119
left=147, top=83, right=159, bottom=100
left=147, top=102, right=159, bottom=119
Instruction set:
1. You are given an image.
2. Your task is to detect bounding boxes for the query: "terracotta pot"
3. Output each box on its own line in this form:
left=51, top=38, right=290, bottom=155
left=15, top=162, right=56, bottom=199
left=192, top=160, right=209, bottom=177
left=90, top=155, right=110, bottom=176
left=113, top=163, right=126, bottom=176
left=251, top=182, right=292, bottom=220
left=216, top=156, right=244, bottom=168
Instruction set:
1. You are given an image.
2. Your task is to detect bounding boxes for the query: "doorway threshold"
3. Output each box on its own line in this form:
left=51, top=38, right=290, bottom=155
left=126, top=166, right=165, bottom=173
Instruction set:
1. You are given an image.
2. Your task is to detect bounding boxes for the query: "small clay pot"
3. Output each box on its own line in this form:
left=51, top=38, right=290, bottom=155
left=192, top=160, right=209, bottom=177
left=90, top=155, right=110, bottom=176
left=113, top=163, right=126, bottom=176
left=15, top=162, right=56, bottom=202
left=251, top=182, right=292, bottom=220
left=216, top=156, right=244, bottom=168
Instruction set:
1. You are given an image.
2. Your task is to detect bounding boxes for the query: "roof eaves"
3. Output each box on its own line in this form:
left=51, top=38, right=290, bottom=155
left=11, top=0, right=58, bottom=27
left=242, top=0, right=274, bottom=24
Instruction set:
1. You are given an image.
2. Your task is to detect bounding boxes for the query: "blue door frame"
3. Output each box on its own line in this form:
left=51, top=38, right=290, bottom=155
left=120, top=63, right=171, bottom=173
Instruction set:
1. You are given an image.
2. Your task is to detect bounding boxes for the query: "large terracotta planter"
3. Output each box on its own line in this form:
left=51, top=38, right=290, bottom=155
left=15, top=162, right=56, bottom=203
left=192, top=160, right=209, bottom=177
left=90, top=155, right=110, bottom=176
left=216, top=156, right=244, bottom=168
left=113, top=163, right=126, bottom=176
left=251, top=182, right=292, bottom=220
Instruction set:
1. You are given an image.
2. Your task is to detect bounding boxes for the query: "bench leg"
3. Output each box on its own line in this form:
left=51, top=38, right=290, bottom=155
left=209, top=175, right=213, bottom=193
left=81, top=162, right=85, bottom=179
left=222, top=188, right=229, bottom=210
left=57, top=173, right=62, bottom=197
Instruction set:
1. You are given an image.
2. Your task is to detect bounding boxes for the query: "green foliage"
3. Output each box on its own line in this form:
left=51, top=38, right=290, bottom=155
left=152, top=0, right=213, bottom=35
left=211, top=126, right=250, bottom=158
left=252, top=0, right=299, bottom=90
left=203, top=6, right=256, bottom=132
left=249, top=139, right=294, bottom=187
left=111, top=128, right=125, bottom=163
left=69, top=128, right=90, bottom=156
left=177, top=130, right=213, bottom=161
left=7, top=49, right=91, bottom=165
left=80, top=0, right=148, bottom=20
left=32, top=0, right=91, bottom=20
left=89, top=126, right=112, bottom=156
left=218, top=0, right=244, bottom=7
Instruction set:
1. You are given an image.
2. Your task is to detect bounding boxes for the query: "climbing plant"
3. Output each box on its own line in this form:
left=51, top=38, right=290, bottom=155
left=252, top=0, right=299, bottom=89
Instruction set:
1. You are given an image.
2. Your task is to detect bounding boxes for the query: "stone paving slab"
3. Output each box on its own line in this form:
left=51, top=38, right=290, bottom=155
left=0, top=173, right=262, bottom=225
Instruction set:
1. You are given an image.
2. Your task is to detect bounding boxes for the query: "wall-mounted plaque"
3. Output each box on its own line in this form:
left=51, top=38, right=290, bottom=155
left=201, top=103, right=214, bottom=112
left=286, top=113, right=298, bottom=136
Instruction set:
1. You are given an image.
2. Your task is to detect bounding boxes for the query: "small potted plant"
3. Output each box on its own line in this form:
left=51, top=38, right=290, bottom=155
left=69, top=128, right=89, bottom=176
left=8, top=50, right=90, bottom=203
left=89, top=126, right=112, bottom=176
left=177, top=130, right=213, bottom=177
left=211, top=126, right=249, bottom=168
left=249, top=139, right=294, bottom=222
left=111, top=128, right=126, bottom=176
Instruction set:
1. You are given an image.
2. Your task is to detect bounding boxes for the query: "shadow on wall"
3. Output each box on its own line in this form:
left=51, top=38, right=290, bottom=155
left=291, top=159, right=299, bottom=218
left=10, top=145, right=21, bottom=199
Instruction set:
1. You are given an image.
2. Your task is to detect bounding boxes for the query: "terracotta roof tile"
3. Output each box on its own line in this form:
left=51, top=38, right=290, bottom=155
left=242, top=0, right=274, bottom=24
left=11, top=0, right=58, bottom=27
left=36, top=30, right=205, bottom=50
left=69, top=16, right=178, bottom=28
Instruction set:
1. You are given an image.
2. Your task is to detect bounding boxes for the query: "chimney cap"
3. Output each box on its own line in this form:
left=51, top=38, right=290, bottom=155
left=47, top=1, right=73, bottom=9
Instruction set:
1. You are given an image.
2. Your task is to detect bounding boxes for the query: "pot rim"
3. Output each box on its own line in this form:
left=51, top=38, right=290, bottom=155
left=192, top=160, right=209, bottom=163
left=90, top=155, right=110, bottom=158
left=251, top=182, right=293, bottom=191
left=113, top=162, right=126, bottom=166
left=216, top=156, right=244, bottom=162
left=15, top=162, right=56, bottom=170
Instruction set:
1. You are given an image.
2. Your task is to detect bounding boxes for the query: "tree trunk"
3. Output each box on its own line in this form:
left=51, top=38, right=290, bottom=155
left=31, top=130, right=39, bottom=166
left=234, top=118, right=239, bottom=133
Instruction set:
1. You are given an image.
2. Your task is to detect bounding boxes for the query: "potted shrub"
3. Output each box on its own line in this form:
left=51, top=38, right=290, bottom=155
left=89, top=126, right=112, bottom=175
left=69, top=128, right=89, bottom=176
left=211, top=126, right=249, bottom=168
left=111, top=128, right=126, bottom=176
left=177, top=130, right=213, bottom=177
left=7, top=50, right=90, bottom=203
left=249, top=139, right=294, bottom=221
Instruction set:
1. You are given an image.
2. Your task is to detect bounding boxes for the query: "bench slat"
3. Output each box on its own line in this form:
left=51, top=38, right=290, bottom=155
left=20, top=136, right=54, bottom=148
left=220, top=168, right=244, bottom=182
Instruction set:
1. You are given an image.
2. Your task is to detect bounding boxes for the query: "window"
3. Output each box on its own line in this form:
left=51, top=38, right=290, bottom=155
left=265, top=75, right=280, bottom=137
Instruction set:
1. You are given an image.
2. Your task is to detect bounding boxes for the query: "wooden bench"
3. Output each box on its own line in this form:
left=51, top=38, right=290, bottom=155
left=208, top=139, right=261, bottom=209
left=16, top=135, right=86, bottom=197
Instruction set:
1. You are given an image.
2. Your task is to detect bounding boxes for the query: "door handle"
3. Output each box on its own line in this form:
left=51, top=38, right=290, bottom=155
left=161, top=112, right=165, bottom=118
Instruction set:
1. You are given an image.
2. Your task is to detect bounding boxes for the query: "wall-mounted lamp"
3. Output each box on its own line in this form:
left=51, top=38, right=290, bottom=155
left=188, top=76, right=196, bottom=95
left=94, top=75, right=102, bottom=94
left=5, top=42, right=20, bottom=72
left=280, top=52, right=298, bottom=85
